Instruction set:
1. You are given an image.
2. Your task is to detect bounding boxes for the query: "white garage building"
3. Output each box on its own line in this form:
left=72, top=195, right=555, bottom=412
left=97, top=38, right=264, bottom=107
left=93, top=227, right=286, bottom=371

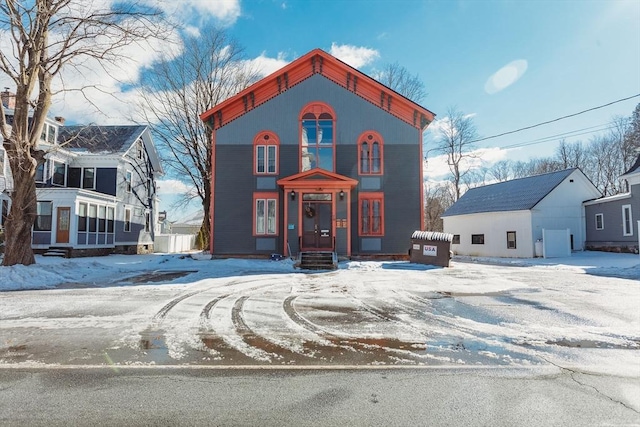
left=442, top=168, right=601, bottom=258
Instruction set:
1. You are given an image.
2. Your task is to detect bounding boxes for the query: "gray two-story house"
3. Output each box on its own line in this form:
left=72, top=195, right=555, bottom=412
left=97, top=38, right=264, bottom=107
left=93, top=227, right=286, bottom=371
left=1, top=98, right=163, bottom=256
left=199, top=49, right=435, bottom=259
left=584, top=153, right=640, bottom=253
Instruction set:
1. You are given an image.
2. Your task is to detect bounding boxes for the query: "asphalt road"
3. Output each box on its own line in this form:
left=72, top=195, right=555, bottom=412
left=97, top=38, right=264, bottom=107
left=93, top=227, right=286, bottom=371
left=1, top=366, right=638, bottom=426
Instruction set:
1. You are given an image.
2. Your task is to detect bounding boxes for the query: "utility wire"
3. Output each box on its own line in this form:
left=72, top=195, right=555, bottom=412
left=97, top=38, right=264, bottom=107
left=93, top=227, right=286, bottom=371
left=468, top=93, right=640, bottom=144
left=500, top=120, right=627, bottom=149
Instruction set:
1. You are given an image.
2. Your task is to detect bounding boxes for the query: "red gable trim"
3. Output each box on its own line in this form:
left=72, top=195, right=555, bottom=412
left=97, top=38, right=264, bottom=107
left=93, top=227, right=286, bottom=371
left=200, top=49, right=435, bottom=131
left=277, top=168, right=358, bottom=189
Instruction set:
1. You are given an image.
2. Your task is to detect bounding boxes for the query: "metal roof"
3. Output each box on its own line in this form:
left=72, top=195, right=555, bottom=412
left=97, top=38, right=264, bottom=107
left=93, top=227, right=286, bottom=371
left=441, top=168, right=577, bottom=217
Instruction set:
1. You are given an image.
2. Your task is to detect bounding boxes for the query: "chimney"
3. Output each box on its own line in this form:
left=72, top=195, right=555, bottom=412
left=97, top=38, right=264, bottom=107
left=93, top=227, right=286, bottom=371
left=1, top=88, right=16, bottom=109
left=55, top=116, right=65, bottom=125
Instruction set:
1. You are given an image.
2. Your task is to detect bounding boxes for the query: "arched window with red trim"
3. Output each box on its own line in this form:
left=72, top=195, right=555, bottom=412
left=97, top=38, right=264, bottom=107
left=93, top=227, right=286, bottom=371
left=358, top=131, right=383, bottom=175
left=254, top=131, right=279, bottom=175
left=300, top=103, right=335, bottom=172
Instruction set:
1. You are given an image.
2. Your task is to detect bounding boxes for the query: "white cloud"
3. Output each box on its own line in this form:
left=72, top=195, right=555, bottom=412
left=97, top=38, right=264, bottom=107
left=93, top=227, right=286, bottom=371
left=243, top=51, right=290, bottom=77
left=150, top=0, right=241, bottom=27
left=424, top=147, right=509, bottom=179
left=484, top=59, right=528, bottom=94
left=157, top=179, right=195, bottom=195
left=329, top=43, right=380, bottom=69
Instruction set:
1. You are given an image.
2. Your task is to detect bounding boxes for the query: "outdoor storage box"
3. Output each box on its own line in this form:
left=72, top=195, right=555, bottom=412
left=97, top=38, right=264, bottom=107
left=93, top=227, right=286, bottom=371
left=410, top=231, right=453, bottom=267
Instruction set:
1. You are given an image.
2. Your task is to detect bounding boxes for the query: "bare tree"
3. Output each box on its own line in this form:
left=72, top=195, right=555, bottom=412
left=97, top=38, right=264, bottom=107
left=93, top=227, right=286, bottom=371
left=487, top=160, right=513, bottom=182
left=0, top=0, right=165, bottom=266
left=424, top=181, right=454, bottom=232
left=376, top=62, right=427, bottom=104
left=555, top=139, right=587, bottom=170
left=136, top=26, right=259, bottom=250
left=434, top=107, right=479, bottom=201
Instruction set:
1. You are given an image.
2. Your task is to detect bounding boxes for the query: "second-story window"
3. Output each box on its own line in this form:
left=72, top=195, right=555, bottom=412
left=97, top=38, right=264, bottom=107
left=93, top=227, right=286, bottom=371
left=82, top=168, right=95, bottom=189
left=358, top=132, right=384, bottom=175
left=40, top=123, right=57, bottom=144
left=0, top=148, right=5, bottom=176
left=254, top=132, right=279, bottom=174
left=35, top=162, right=46, bottom=183
left=300, top=103, right=335, bottom=172
left=52, top=161, right=66, bottom=186
left=126, top=171, right=132, bottom=193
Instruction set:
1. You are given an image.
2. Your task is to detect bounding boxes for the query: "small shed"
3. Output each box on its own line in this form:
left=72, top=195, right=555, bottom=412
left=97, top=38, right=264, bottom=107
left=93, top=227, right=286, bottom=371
left=410, top=231, right=453, bottom=267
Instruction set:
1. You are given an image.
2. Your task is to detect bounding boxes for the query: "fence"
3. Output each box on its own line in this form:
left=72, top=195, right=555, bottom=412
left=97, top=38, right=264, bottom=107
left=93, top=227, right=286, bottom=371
left=154, top=234, right=196, bottom=253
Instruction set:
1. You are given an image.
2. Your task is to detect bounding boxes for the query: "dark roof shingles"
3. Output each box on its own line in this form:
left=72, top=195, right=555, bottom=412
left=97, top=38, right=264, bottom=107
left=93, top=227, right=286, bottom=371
left=58, top=125, right=145, bottom=153
left=442, top=168, right=577, bottom=217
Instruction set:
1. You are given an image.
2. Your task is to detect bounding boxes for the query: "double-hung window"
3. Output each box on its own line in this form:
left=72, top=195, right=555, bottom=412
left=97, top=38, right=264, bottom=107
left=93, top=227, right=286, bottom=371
left=359, top=193, right=384, bottom=236
left=34, top=201, right=52, bottom=231
left=254, top=192, right=278, bottom=236
left=52, top=161, right=66, bottom=186
left=595, top=213, right=604, bottom=230
left=254, top=132, right=279, bottom=174
left=125, top=171, right=132, bottom=193
left=82, top=168, right=95, bottom=189
left=124, top=207, right=131, bottom=232
left=622, top=205, right=633, bottom=236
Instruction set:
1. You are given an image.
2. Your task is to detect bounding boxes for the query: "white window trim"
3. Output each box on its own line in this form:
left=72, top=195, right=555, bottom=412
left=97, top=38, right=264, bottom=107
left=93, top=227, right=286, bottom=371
left=622, top=205, right=633, bottom=236
left=125, top=170, right=132, bottom=193
left=595, top=213, right=604, bottom=230
left=256, top=144, right=278, bottom=174
left=124, top=207, right=132, bottom=232
left=52, top=160, right=67, bottom=187
left=255, top=197, right=277, bottom=235
left=82, top=167, right=96, bottom=190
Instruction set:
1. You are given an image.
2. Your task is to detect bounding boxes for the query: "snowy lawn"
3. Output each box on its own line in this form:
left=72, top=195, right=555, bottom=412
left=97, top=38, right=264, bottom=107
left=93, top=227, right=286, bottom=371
left=0, top=251, right=638, bottom=375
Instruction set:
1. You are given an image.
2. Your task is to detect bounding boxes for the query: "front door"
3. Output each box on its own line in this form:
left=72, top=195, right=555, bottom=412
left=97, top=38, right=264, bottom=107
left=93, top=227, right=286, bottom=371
left=302, top=201, right=332, bottom=250
left=56, top=207, right=70, bottom=244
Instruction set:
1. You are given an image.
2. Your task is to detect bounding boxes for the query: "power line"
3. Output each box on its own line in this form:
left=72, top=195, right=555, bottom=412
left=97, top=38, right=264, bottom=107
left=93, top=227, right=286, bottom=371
left=500, top=120, right=627, bottom=150
left=468, top=93, right=640, bottom=144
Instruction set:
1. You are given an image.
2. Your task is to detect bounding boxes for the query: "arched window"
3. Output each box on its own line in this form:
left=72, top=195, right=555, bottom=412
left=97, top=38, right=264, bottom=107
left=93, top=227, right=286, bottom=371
left=358, top=131, right=383, bottom=175
left=254, top=131, right=279, bottom=175
left=300, top=103, right=335, bottom=172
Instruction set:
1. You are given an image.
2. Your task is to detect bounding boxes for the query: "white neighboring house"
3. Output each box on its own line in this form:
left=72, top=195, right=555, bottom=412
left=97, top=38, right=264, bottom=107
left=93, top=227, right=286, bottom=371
left=1, top=102, right=163, bottom=256
left=442, top=168, right=601, bottom=258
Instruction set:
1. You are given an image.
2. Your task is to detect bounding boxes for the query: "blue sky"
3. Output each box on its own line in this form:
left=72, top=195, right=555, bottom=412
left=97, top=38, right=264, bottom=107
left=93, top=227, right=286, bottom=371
left=3, top=0, right=638, bottom=220
left=226, top=0, right=639, bottom=162
left=157, top=0, right=638, bottom=219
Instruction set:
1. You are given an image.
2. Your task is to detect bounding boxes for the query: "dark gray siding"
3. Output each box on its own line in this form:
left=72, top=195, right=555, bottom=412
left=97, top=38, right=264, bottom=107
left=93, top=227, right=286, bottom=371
left=96, top=168, right=117, bottom=196
left=585, top=184, right=639, bottom=249
left=216, top=75, right=419, bottom=149
left=213, top=74, right=422, bottom=256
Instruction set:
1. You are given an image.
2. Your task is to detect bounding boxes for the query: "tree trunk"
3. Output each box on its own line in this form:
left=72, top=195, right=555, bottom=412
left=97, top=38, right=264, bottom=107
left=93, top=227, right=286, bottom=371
left=196, top=194, right=211, bottom=251
left=2, top=163, right=37, bottom=266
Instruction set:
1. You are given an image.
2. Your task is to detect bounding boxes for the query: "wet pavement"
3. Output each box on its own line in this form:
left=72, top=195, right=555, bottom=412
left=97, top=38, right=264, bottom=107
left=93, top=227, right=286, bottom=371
left=1, top=264, right=638, bottom=368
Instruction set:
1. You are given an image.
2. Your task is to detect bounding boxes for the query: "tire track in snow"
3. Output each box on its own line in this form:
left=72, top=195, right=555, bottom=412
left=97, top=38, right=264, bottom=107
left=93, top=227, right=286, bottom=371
left=282, top=295, right=420, bottom=363
left=230, top=295, right=310, bottom=362
left=152, top=291, right=201, bottom=324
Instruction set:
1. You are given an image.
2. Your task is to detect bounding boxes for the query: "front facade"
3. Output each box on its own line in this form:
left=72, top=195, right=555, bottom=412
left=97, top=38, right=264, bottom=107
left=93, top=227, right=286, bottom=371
left=0, top=110, right=163, bottom=256
left=442, top=169, right=602, bottom=258
left=200, top=49, right=435, bottom=258
left=584, top=154, right=640, bottom=253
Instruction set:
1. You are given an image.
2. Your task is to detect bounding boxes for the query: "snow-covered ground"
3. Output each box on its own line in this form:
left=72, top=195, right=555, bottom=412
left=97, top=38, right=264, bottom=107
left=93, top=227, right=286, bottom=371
left=0, top=251, right=638, bottom=375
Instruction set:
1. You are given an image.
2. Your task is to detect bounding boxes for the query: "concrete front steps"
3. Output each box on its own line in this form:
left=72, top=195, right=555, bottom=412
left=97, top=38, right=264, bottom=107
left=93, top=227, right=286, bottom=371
left=296, top=251, right=338, bottom=270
